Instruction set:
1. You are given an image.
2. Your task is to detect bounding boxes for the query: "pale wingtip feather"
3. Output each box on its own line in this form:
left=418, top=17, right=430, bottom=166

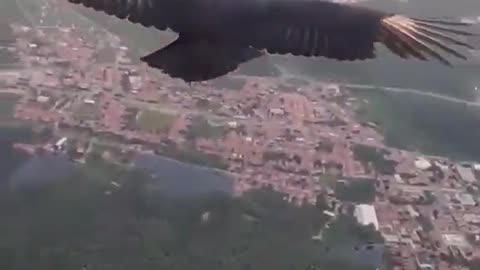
left=381, top=15, right=473, bottom=65
left=411, top=17, right=474, bottom=26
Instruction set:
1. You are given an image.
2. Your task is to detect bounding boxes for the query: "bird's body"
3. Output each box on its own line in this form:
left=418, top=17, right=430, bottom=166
left=67, top=0, right=475, bottom=82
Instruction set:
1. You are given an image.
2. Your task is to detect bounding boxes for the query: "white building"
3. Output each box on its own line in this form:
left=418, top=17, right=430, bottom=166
left=414, top=157, right=431, bottom=170
left=54, top=137, right=67, bottom=150
left=457, top=164, right=476, bottom=183
left=268, top=108, right=284, bottom=117
left=457, top=193, right=476, bottom=206
left=83, top=99, right=95, bottom=105
left=354, top=204, right=379, bottom=230
left=227, top=121, right=238, bottom=128
left=442, top=233, right=470, bottom=249
left=474, top=163, right=480, bottom=171
left=36, top=95, right=50, bottom=103
left=129, top=75, right=142, bottom=90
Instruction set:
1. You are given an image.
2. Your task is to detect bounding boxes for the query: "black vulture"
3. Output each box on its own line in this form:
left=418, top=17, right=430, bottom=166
left=67, top=0, right=476, bottom=82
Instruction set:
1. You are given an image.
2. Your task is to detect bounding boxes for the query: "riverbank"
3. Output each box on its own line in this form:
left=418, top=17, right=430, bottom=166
left=137, top=149, right=235, bottom=178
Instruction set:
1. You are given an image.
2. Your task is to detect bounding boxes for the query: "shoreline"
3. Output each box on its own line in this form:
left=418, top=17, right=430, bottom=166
left=134, top=149, right=237, bottom=179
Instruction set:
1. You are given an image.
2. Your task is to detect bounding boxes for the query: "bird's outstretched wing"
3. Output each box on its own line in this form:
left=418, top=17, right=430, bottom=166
left=67, top=0, right=174, bottom=31
left=240, top=0, right=475, bottom=65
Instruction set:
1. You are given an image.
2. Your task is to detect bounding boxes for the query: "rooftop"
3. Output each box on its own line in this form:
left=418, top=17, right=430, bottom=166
left=354, top=204, right=379, bottom=230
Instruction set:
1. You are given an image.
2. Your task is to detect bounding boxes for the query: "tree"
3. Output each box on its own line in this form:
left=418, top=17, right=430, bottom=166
left=0, top=158, right=383, bottom=270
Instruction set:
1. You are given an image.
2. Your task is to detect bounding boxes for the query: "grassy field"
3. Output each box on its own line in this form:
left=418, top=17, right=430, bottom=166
left=136, top=109, right=176, bottom=134
left=72, top=103, right=99, bottom=121
left=186, top=116, right=225, bottom=139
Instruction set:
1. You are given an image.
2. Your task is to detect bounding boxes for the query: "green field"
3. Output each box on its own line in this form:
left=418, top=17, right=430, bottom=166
left=72, top=103, right=99, bottom=121
left=186, top=116, right=225, bottom=140
left=136, top=109, right=176, bottom=134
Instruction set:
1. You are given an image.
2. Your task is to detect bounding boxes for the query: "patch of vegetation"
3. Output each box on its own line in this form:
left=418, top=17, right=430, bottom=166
left=352, top=144, right=397, bottom=175
left=389, top=190, right=436, bottom=206
left=72, top=103, right=100, bottom=122
left=416, top=215, right=434, bottom=232
left=315, top=140, right=334, bottom=153
left=423, top=191, right=436, bottom=204
left=0, top=93, right=20, bottom=120
left=186, top=116, right=225, bottom=140
left=136, top=109, right=176, bottom=134
left=195, top=98, right=221, bottom=111
left=263, top=151, right=289, bottom=162
left=0, top=158, right=383, bottom=270
left=317, top=174, right=336, bottom=188
left=323, top=215, right=384, bottom=246
left=157, top=142, right=228, bottom=170
left=334, top=178, right=376, bottom=204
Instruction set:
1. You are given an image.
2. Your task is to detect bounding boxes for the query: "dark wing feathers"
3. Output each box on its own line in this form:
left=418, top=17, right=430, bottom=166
left=243, top=1, right=382, bottom=61
left=141, top=37, right=263, bottom=82
left=249, top=22, right=376, bottom=61
left=67, top=0, right=475, bottom=68
left=67, top=0, right=170, bottom=30
left=242, top=0, right=475, bottom=65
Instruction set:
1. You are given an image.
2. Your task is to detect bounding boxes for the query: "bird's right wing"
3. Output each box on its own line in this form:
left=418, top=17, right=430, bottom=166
left=67, top=0, right=175, bottom=31
left=238, top=0, right=475, bottom=65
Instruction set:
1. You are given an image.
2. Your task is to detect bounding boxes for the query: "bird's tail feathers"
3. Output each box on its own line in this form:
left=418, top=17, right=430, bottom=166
left=141, top=36, right=263, bottom=82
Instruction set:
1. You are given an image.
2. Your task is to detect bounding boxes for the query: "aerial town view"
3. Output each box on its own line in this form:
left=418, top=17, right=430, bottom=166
left=2, top=0, right=480, bottom=269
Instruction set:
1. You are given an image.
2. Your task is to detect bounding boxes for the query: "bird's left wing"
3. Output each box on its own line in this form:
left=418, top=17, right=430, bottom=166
left=236, top=0, right=475, bottom=65
left=67, top=0, right=176, bottom=31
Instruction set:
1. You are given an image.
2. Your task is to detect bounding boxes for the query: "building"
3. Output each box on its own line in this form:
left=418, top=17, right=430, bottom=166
left=129, top=75, right=142, bottom=90
left=456, top=164, right=476, bottom=183
left=268, top=108, right=285, bottom=117
left=405, top=205, right=420, bottom=218
left=442, top=234, right=470, bottom=249
left=54, top=137, right=67, bottom=151
left=456, top=193, right=476, bottom=206
left=354, top=204, right=379, bottom=230
left=0, top=70, right=20, bottom=85
left=416, top=251, right=435, bottom=270
left=36, top=95, right=50, bottom=103
left=415, top=157, right=431, bottom=170
left=83, top=99, right=96, bottom=105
